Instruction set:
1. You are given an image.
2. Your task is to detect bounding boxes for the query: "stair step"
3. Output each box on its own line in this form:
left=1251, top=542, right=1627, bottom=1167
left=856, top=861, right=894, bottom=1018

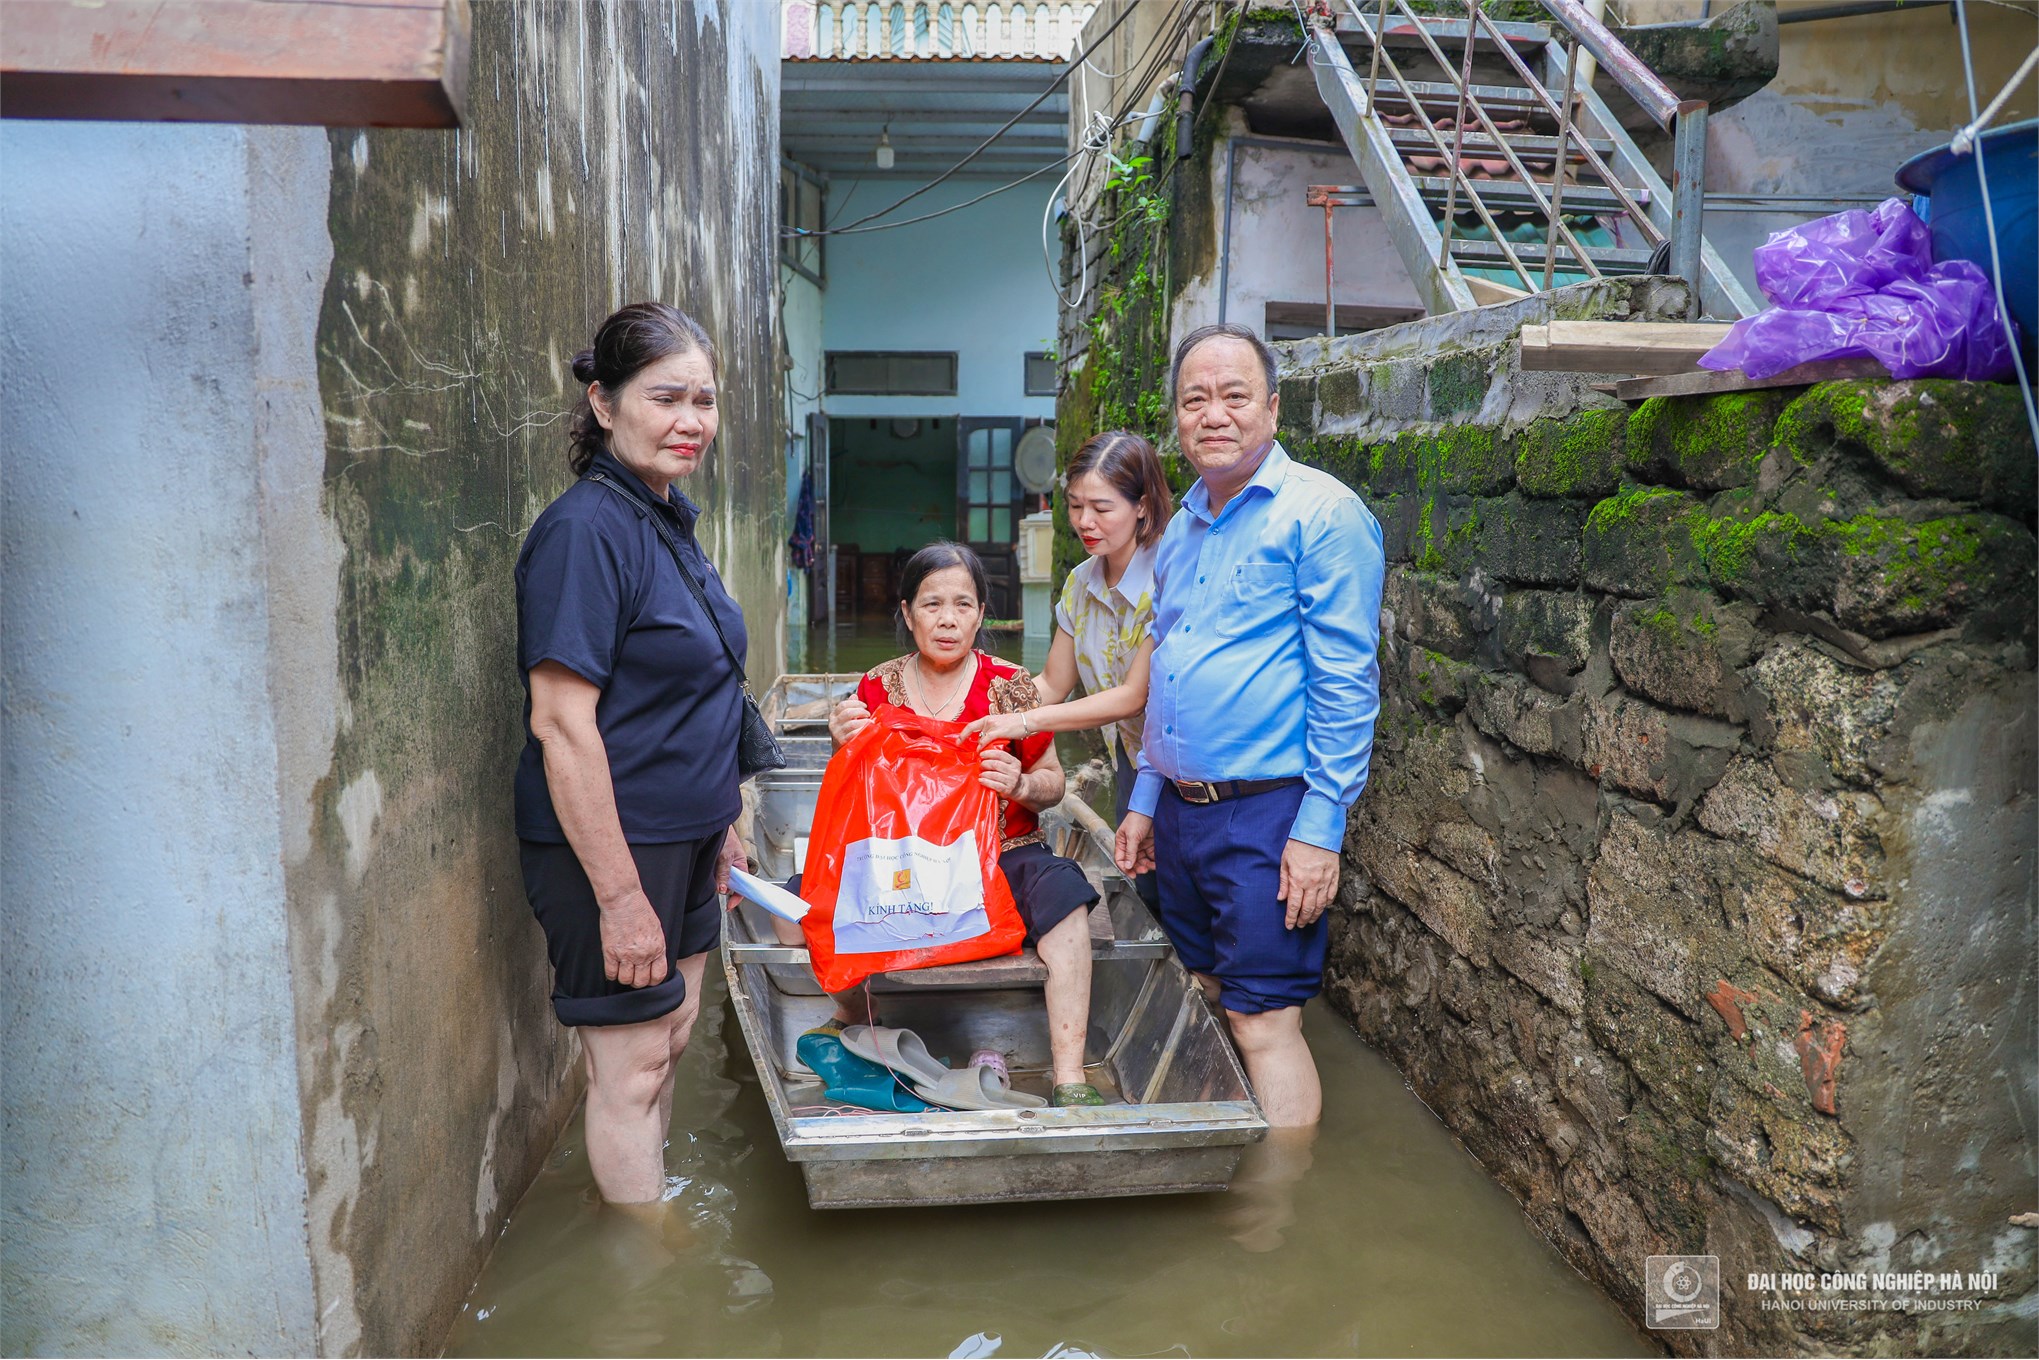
left=1383, top=126, right=1613, bottom=161
left=1409, top=175, right=1642, bottom=215
left=1367, top=79, right=1554, bottom=115
left=1446, top=238, right=1658, bottom=274
left=1339, top=14, right=1554, bottom=51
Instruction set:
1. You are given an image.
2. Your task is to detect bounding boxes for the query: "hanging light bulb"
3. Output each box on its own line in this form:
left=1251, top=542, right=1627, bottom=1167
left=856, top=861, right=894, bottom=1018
left=875, top=127, right=895, bottom=171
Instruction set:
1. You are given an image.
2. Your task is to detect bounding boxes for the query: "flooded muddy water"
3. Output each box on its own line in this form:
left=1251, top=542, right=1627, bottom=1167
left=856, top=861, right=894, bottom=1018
left=446, top=978, right=1649, bottom=1358
left=449, top=625, right=1650, bottom=1356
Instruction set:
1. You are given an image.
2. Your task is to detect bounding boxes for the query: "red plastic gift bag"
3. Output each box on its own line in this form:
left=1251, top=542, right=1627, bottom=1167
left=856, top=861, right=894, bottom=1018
left=799, top=703, right=1025, bottom=993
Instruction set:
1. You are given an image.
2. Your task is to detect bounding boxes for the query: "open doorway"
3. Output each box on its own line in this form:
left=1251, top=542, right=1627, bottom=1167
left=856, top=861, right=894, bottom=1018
left=816, top=413, right=1043, bottom=672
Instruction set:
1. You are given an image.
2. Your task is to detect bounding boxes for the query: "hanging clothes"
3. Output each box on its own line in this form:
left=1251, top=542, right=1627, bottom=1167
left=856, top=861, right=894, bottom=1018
left=788, top=468, right=817, bottom=569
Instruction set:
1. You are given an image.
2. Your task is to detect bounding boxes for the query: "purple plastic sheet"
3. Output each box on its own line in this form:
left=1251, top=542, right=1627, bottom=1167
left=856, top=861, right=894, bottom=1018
left=1700, top=198, right=2018, bottom=382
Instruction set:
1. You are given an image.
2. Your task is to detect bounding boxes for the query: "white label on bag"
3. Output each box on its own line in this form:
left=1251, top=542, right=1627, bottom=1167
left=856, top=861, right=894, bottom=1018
left=831, top=832, right=991, bottom=955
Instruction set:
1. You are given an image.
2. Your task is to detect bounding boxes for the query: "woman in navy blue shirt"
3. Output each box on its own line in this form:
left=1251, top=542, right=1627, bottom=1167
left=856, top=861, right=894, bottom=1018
left=515, top=303, right=750, bottom=1207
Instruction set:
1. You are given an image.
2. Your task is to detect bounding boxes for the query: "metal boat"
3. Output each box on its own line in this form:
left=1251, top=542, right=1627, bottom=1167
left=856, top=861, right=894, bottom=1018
left=722, top=674, right=1268, bottom=1209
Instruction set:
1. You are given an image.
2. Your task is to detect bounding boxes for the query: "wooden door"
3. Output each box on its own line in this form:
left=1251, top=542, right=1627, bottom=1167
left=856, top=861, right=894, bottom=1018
left=956, top=418, right=1026, bottom=619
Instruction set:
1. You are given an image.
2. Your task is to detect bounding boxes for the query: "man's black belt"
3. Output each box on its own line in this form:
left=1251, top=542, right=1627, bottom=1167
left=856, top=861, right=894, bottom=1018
left=1171, top=777, right=1304, bottom=805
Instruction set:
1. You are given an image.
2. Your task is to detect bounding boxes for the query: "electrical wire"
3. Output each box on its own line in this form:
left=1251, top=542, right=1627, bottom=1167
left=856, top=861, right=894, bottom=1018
left=822, top=151, right=1082, bottom=236
left=1063, top=0, right=1207, bottom=217
left=1044, top=106, right=1154, bottom=308
left=1077, top=3, right=1230, bottom=242
left=1953, top=0, right=2039, bottom=454
left=1951, top=43, right=2039, bottom=154
left=824, top=176, right=861, bottom=227
left=1064, top=2, right=1207, bottom=233
left=792, top=0, right=1147, bottom=239
left=803, top=8, right=1195, bottom=248
left=1079, top=2, right=1139, bottom=80
left=1043, top=3, right=1211, bottom=304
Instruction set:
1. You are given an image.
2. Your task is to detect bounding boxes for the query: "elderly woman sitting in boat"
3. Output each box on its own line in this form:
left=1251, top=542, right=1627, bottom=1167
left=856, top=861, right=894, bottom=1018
left=819, top=541, right=1106, bottom=1108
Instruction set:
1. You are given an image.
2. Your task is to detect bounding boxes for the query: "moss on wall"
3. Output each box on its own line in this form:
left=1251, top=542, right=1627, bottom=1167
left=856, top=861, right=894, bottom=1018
left=1054, top=61, right=1207, bottom=585
left=1301, top=371, right=2037, bottom=1356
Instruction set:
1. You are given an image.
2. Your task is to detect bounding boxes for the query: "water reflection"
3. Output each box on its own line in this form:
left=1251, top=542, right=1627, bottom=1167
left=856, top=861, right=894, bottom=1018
left=1220, top=1126, right=1316, bottom=1254
left=446, top=971, right=1649, bottom=1358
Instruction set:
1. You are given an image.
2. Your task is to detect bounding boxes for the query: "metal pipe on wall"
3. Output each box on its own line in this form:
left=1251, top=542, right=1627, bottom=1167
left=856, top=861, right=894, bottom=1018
left=1176, top=35, right=1215, bottom=159
left=1669, top=99, right=1708, bottom=319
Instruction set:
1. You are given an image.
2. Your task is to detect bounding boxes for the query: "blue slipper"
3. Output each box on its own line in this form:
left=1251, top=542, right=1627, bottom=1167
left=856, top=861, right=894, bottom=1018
left=795, top=1032, right=933, bottom=1114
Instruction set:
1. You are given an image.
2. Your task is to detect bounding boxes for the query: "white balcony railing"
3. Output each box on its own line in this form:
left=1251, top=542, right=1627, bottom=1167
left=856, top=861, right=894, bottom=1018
left=784, top=1, right=1101, bottom=59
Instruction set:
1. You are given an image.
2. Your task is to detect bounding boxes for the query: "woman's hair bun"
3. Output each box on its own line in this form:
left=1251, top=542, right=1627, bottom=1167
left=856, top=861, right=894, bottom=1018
left=570, top=347, right=600, bottom=385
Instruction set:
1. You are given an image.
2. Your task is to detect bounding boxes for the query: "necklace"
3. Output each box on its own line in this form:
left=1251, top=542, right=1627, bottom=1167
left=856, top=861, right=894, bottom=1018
left=910, top=653, right=974, bottom=720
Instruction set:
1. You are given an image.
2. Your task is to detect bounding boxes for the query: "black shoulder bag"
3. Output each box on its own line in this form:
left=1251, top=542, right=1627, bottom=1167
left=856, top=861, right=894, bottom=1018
left=588, top=472, right=787, bottom=780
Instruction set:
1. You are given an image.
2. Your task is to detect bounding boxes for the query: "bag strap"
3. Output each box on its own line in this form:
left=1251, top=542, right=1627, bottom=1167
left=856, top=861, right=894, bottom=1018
left=586, top=471, right=754, bottom=698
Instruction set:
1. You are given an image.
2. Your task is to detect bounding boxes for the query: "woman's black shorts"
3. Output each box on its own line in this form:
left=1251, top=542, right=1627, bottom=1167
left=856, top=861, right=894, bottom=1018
left=520, top=834, right=724, bottom=1027
left=997, top=841, right=1099, bottom=945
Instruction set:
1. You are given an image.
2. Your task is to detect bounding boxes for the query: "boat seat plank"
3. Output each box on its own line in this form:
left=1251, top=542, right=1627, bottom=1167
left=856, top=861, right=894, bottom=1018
left=724, top=938, right=1175, bottom=978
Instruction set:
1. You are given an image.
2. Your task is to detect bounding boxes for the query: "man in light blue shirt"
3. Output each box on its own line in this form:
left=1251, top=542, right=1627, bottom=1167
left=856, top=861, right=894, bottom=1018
left=1114, top=324, right=1384, bottom=1127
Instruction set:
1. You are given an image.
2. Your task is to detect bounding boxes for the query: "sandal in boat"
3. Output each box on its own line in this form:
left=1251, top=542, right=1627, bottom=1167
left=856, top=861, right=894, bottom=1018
left=794, top=1031, right=932, bottom=1114
left=967, top=1049, right=1010, bottom=1081
left=912, top=1063, right=1047, bottom=1111
left=839, top=1025, right=950, bottom=1088
left=1051, top=1083, right=1108, bottom=1108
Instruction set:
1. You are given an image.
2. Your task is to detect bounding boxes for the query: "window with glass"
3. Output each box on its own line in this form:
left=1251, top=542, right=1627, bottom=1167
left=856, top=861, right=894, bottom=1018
left=1023, top=351, right=1057, bottom=396
left=961, top=423, right=1016, bottom=544
left=825, top=351, right=958, bottom=395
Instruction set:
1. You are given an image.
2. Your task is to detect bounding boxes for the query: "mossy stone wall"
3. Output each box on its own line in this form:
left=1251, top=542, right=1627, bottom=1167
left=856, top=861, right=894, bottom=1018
left=1293, top=372, right=2037, bottom=1356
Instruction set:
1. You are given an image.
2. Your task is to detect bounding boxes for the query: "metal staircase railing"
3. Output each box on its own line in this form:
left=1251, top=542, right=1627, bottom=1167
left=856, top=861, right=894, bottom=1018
left=1304, top=0, right=1758, bottom=320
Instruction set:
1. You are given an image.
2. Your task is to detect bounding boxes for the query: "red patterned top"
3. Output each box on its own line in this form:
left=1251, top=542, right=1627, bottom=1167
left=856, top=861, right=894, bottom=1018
left=857, top=651, right=1055, bottom=850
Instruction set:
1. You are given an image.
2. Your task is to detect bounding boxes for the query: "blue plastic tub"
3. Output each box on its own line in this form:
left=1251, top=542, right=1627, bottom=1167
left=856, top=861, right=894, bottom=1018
left=1897, top=117, right=2038, bottom=348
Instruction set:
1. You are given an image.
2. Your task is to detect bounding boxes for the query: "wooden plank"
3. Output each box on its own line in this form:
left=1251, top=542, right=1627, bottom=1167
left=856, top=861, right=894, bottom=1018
left=1520, top=320, right=1737, bottom=375
left=1613, top=357, right=1892, bottom=401
left=1, top=0, right=469, bottom=127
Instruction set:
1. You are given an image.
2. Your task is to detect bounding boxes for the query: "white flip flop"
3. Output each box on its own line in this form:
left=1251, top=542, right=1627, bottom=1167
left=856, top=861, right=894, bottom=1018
left=911, top=1063, right=1048, bottom=1111
left=839, top=1025, right=948, bottom=1088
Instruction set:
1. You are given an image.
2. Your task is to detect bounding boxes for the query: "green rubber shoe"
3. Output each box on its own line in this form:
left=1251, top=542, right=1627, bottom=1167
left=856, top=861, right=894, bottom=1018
left=1050, top=1082, right=1107, bottom=1108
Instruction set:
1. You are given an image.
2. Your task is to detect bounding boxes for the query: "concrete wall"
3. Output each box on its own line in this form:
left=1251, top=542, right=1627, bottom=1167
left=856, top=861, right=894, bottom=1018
left=1277, top=304, right=2039, bottom=1354
left=1170, top=124, right=1425, bottom=339
left=784, top=252, right=826, bottom=649
left=1, top=2, right=785, bottom=1354
left=818, top=175, right=1059, bottom=421
left=301, top=2, right=783, bottom=1352
left=1, top=120, right=326, bottom=1360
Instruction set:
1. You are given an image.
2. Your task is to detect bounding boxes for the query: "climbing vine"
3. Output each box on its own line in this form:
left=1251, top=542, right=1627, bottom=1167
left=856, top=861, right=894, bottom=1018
left=1079, top=112, right=1177, bottom=449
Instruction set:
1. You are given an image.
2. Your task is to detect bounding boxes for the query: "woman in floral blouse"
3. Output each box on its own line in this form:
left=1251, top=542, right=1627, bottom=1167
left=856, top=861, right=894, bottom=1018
left=963, top=431, right=1173, bottom=904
